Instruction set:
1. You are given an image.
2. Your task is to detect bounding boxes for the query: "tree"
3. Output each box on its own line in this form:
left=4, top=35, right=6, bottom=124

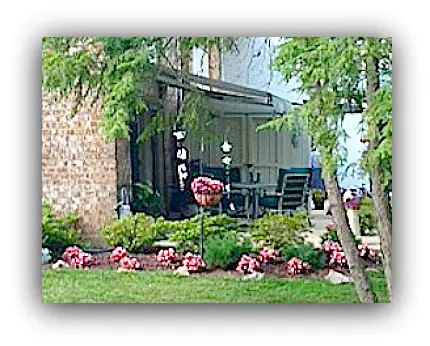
left=360, top=38, right=392, bottom=299
left=258, top=38, right=376, bottom=303
left=42, top=37, right=236, bottom=141
left=42, top=37, right=236, bottom=215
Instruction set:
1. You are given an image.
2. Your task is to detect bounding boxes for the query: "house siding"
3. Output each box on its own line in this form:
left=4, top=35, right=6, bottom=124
left=222, top=37, right=310, bottom=171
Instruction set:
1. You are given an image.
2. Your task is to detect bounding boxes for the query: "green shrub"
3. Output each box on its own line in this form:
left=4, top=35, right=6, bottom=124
left=358, top=197, right=377, bottom=235
left=282, top=242, right=327, bottom=271
left=204, top=235, right=251, bottom=270
left=151, top=216, right=175, bottom=240
left=249, top=211, right=310, bottom=251
left=100, top=213, right=157, bottom=252
left=320, top=229, right=340, bottom=244
left=42, top=202, right=87, bottom=259
left=167, top=213, right=240, bottom=253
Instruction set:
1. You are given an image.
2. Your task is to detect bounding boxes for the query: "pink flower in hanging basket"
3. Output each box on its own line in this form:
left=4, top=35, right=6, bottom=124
left=191, top=176, right=224, bottom=207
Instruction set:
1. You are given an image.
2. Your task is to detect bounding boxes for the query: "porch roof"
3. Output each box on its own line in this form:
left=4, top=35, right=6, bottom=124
left=156, top=68, right=292, bottom=117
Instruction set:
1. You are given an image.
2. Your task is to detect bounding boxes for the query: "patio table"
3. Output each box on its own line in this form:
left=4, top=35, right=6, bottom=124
left=231, top=183, right=278, bottom=218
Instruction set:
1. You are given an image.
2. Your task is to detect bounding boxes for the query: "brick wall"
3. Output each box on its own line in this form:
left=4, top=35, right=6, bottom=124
left=42, top=92, right=118, bottom=246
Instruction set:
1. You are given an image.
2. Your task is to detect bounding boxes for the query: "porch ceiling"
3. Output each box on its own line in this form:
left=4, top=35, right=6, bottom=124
left=156, top=68, right=292, bottom=117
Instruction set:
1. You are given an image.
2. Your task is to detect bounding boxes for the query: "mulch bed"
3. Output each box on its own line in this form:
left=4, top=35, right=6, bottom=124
left=43, top=249, right=381, bottom=279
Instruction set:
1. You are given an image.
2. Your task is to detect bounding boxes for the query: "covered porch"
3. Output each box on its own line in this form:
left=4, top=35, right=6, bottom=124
left=125, top=69, right=311, bottom=218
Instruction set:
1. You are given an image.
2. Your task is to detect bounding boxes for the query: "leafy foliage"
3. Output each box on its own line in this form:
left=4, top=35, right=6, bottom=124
left=42, top=202, right=87, bottom=259
left=204, top=235, right=252, bottom=270
left=150, top=216, right=174, bottom=240
left=320, top=228, right=340, bottom=244
left=312, top=189, right=325, bottom=201
left=42, top=37, right=152, bottom=140
left=179, top=90, right=218, bottom=141
left=249, top=211, right=310, bottom=251
left=100, top=213, right=157, bottom=252
left=282, top=243, right=327, bottom=271
left=259, top=37, right=392, bottom=178
left=42, top=37, right=236, bottom=142
left=166, top=214, right=240, bottom=253
left=358, top=197, right=377, bottom=235
left=361, top=82, right=392, bottom=192
left=131, top=181, right=162, bottom=216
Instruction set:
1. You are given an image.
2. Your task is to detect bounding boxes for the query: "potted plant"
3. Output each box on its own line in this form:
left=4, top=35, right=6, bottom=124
left=312, top=189, right=325, bottom=210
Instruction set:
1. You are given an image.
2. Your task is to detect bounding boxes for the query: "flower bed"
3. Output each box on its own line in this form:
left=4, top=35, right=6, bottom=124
left=45, top=247, right=381, bottom=279
left=45, top=230, right=381, bottom=278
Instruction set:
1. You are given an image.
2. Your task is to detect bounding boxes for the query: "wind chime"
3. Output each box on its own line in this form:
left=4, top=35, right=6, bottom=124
left=174, top=85, right=189, bottom=194
left=173, top=127, right=189, bottom=192
left=220, top=136, right=234, bottom=211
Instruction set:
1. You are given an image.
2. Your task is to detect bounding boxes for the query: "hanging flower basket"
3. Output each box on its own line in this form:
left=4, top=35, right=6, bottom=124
left=191, top=176, right=224, bottom=207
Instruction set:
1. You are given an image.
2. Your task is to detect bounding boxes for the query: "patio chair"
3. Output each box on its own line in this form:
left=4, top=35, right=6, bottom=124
left=259, top=168, right=312, bottom=215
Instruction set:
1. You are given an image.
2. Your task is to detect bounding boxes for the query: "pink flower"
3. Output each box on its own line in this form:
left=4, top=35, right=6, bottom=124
left=119, top=256, right=141, bottom=270
left=191, top=177, right=224, bottom=194
left=236, top=254, right=261, bottom=274
left=181, top=252, right=206, bottom=272
left=110, top=246, right=128, bottom=263
left=322, top=241, right=348, bottom=268
left=156, top=248, right=179, bottom=268
left=256, top=248, right=276, bottom=264
left=285, top=257, right=311, bottom=275
left=357, top=242, right=377, bottom=261
left=119, top=256, right=132, bottom=269
left=61, top=246, right=94, bottom=269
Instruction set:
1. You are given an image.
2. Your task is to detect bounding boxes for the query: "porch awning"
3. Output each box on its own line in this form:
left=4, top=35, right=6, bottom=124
left=156, top=68, right=292, bottom=117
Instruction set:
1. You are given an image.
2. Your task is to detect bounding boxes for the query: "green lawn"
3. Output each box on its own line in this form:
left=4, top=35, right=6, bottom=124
left=42, top=269, right=389, bottom=303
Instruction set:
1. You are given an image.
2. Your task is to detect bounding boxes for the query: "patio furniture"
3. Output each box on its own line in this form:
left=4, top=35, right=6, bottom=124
left=230, top=182, right=278, bottom=218
left=259, top=168, right=312, bottom=214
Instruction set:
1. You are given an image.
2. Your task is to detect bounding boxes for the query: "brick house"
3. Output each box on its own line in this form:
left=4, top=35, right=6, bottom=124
left=42, top=94, right=119, bottom=246
left=42, top=38, right=310, bottom=246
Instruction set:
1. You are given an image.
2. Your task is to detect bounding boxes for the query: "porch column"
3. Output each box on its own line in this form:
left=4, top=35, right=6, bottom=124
left=241, top=115, right=249, bottom=182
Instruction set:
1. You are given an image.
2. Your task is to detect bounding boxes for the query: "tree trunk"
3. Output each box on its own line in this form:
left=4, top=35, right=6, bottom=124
left=208, top=45, right=221, bottom=80
left=368, top=149, right=392, bottom=300
left=325, top=171, right=375, bottom=303
left=366, top=51, right=393, bottom=301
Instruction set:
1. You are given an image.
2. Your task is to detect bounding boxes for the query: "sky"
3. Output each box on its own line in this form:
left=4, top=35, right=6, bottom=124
left=339, top=113, right=369, bottom=189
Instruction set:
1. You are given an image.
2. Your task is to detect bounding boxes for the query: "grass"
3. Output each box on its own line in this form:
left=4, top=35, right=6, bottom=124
left=42, top=269, right=389, bottom=303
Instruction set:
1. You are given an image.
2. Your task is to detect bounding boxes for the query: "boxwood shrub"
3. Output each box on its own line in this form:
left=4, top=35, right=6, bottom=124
left=42, top=202, right=87, bottom=259
left=167, top=213, right=240, bottom=253
left=249, top=211, right=310, bottom=251
left=100, top=213, right=157, bottom=252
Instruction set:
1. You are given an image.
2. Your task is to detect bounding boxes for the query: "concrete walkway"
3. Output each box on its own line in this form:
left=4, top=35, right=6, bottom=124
left=305, top=210, right=381, bottom=251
